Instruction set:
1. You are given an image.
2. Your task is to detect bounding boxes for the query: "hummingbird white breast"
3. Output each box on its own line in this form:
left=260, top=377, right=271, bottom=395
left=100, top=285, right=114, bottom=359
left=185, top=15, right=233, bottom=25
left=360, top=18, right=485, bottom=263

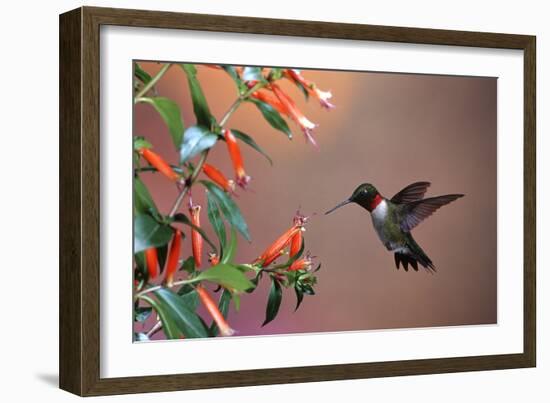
left=371, top=199, right=388, bottom=241
left=371, top=199, right=407, bottom=252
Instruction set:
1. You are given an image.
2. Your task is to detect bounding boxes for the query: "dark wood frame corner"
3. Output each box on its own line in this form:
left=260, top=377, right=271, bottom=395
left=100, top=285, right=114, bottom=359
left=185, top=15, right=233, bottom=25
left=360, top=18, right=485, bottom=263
left=59, top=6, right=536, bottom=396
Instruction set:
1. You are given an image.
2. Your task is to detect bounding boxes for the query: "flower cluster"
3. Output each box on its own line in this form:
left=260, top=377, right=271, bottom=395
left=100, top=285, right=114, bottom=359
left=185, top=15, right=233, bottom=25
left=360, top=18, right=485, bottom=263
left=250, top=211, right=320, bottom=325
left=247, top=68, right=334, bottom=147
left=133, top=62, right=330, bottom=341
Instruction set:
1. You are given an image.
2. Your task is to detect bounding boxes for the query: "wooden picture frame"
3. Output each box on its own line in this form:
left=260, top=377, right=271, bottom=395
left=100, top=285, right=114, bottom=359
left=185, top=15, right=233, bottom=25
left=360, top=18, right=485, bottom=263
left=59, top=6, right=536, bottom=396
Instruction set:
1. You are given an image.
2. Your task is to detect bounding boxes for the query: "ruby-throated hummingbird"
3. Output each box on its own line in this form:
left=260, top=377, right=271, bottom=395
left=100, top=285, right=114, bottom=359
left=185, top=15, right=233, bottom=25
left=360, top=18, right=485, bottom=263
left=325, top=182, right=464, bottom=272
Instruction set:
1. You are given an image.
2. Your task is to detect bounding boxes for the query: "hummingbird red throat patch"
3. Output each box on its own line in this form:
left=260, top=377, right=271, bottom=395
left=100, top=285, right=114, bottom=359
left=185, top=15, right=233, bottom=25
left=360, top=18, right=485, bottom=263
left=368, top=194, right=384, bottom=212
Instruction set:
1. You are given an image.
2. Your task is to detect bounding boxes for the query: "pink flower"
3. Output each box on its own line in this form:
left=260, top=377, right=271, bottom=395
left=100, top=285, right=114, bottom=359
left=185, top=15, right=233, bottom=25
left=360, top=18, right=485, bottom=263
left=285, top=69, right=335, bottom=110
left=270, top=83, right=319, bottom=146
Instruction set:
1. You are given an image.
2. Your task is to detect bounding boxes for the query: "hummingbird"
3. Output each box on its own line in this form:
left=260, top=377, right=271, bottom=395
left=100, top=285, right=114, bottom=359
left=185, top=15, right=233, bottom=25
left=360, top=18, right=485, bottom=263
left=325, top=182, right=464, bottom=273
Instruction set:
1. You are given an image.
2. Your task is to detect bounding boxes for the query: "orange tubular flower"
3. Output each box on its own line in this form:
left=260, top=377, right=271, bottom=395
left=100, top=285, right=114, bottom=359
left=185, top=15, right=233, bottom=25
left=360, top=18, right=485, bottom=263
left=190, top=205, right=203, bottom=268
left=196, top=284, right=235, bottom=336
left=165, top=230, right=182, bottom=287
left=284, top=69, right=335, bottom=110
left=289, top=231, right=303, bottom=258
left=251, top=90, right=288, bottom=115
left=270, top=84, right=319, bottom=146
left=257, top=225, right=302, bottom=267
left=290, top=211, right=308, bottom=257
left=203, top=163, right=235, bottom=193
left=223, top=129, right=251, bottom=188
left=138, top=148, right=180, bottom=182
left=288, top=253, right=314, bottom=272
left=144, top=247, right=159, bottom=279
left=208, top=252, right=220, bottom=266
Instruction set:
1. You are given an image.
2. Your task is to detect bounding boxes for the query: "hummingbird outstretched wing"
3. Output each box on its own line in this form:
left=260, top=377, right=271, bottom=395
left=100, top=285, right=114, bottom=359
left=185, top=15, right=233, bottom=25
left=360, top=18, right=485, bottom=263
left=390, top=182, right=431, bottom=204
left=399, top=194, right=464, bottom=232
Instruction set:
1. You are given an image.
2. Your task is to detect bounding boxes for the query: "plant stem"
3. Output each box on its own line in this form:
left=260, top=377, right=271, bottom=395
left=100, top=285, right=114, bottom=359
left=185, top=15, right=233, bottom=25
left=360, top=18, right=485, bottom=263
left=135, top=277, right=200, bottom=300
left=146, top=321, right=163, bottom=338
left=167, top=151, right=209, bottom=217
left=134, top=63, right=172, bottom=100
left=219, top=98, right=242, bottom=127
left=135, top=165, right=186, bottom=175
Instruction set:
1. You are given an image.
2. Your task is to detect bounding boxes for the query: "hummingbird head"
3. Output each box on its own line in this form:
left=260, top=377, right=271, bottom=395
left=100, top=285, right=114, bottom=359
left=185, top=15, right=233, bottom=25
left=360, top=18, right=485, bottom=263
left=325, top=183, right=381, bottom=215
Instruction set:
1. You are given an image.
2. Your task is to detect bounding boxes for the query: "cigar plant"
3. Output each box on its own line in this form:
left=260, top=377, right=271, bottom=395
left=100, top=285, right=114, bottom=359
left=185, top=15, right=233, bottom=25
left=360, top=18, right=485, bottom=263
left=133, top=64, right=331, bottom=340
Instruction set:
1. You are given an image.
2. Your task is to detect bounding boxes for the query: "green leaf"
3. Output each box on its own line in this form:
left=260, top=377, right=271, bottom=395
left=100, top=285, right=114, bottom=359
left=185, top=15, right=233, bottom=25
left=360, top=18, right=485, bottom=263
left=269, top=67, right=283, bottom=81
left=249, top=98, right=292, bottom=139
left=177, top=283, right=194, bottom=295
left=232, top=294, right=241, bottom=311
left=294, top=287, right=304, bottom=312
left=137, top=97, right=185, bottom=149
left=134, top=251, right=147, bottom=280
left=221, top=227, right=237, bottom=264
left=230, top=129, right=273, bottom=165
left=153, top=288, right=209, bottom=338
left=210, top=289, right=232, bottom=336
left=263, top=278, right=283, bottom=326
left=134, top=214, right=173, bottom=253
left=180, top=256, right=196, bottom=274
left=180, top=125, right=218, bottom=163
left=219, top=289, right=231, bottom=317
left=133, top=177, right=159, bottom=215
left=140, top=294, right=184, bottom=339
left=177, top=287, right=200, bottom=311
left=242, top=66, right=265, bottom=82
left=157, top=243, right=169, bottom=274
left=134, top=306, right=153, bottom=322
left=201, top=181, right=251, bottom=241
left=206, top=191, right=226, bottom=254
left=221, top=65, right=245, bottom=89
left=302, top=284, right=315, bottom=295
left=134, top=63, right=152, bottom=85
left=195, top=264, right=254, bottom=291
left=180, top=64, right=213, bottom=127
left=133, top=136, right=152, bottom=151
left=172, top=213, right=217, bottom=253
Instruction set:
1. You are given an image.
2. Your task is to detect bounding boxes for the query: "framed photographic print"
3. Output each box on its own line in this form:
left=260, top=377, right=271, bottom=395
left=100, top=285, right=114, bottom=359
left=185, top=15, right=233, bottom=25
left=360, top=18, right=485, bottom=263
left=59, top=6, right=536, bottom=396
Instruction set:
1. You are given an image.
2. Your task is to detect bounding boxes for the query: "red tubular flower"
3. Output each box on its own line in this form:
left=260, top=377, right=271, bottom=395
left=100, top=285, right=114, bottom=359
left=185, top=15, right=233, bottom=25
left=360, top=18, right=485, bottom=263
left=288, top=253, right=314, bottom=271
left=256, top=225, right=303, bottom=267
left=270, top=84, right=319, bottom=146
left=284, top=69, right=335, bottom=110
left=251, top=90, right=288, bottom=115
left=138, top=148, right=180, bottom=182
left=208, top=252, right=220, bottom=266
left=165, top=229, right=182, bottom=287
left=203, top=163, right=235, bottom=193
left=290, top=210, right=308, bottom=257
left=190, top=205, right=203, bottom=268
left=223, top=129, right=251, bottom=188
left=289, top=231, right=303, bottom=258
left=196, top=284, right=235, bottom=336
left=144, top=247, right=159, bottom=279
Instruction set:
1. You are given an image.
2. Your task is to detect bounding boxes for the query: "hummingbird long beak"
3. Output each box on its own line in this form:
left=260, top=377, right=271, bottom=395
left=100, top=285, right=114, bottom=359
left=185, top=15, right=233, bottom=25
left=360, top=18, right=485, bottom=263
left=325, top=199, right=352, bottom=215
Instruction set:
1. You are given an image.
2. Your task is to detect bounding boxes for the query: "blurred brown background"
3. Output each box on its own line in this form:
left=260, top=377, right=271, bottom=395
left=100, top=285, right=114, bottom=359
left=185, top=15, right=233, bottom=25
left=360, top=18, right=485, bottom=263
left=134, top=62, right=497, bottom=338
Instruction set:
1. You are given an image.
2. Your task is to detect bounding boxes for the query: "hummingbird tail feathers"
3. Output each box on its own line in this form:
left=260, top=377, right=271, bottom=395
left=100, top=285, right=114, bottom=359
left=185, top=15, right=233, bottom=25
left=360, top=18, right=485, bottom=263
left=394, top=252, right=436, bottom=273
left=394, top=236, right=436, bottom=273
